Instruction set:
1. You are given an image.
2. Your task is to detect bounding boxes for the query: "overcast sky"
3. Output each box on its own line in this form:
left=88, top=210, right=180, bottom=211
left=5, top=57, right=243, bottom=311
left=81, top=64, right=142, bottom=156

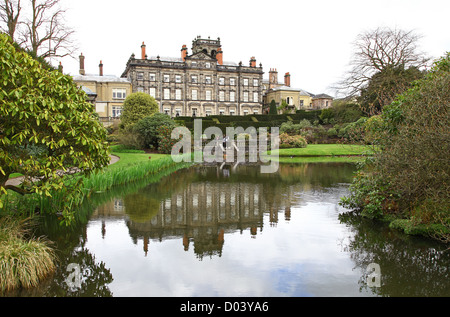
left=58, top=0, right=449, bottom=97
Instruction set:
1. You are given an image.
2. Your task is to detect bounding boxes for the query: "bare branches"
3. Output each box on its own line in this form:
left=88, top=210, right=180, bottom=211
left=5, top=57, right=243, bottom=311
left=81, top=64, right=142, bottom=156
left=334, top=27, right=430, bottom=98
left=0, top=0, right=75, bottom=59
left=0, top=0, right=22, bottom=41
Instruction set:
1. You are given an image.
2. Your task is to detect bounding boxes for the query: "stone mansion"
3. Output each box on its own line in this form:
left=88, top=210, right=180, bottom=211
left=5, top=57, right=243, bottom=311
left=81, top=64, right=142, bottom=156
left=72, top=36, right=333, bottom=121
left=121, top=36, right=264, bottom=117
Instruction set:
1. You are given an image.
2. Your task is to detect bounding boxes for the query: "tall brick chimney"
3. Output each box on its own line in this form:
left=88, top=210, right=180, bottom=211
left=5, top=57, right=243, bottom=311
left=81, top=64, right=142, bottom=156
left=181, top=44, right=188, bottom=61
left=99, top=60, right=103, bottom=76
left=284, top=72, right=291, bottom=87
left=141, top=42, right=146, bottom=59
left=250, top=56, right=256, bottom=67
left=79, top=53, right=85, bottom=75
left=216, top=47, right=223, bottom=65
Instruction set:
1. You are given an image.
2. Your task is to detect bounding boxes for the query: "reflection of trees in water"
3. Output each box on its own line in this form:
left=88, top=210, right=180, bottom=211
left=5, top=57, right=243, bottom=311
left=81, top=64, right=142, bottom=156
left=339, top=211, right=450, bottom=297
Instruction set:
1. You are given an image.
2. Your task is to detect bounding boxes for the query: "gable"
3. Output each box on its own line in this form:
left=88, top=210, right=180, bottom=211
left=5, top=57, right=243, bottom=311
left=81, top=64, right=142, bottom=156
left=186, top=51, right=216, bottom=61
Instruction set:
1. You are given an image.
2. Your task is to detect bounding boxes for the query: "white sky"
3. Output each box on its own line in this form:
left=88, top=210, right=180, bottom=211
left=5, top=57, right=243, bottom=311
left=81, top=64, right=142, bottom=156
left=57, top=0, right=450, bottom=97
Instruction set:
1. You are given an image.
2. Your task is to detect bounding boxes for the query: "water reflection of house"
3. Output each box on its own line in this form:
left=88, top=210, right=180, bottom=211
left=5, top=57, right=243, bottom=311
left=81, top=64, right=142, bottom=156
left=91, top=164, right=324, bottom=259
left=127, top=181, right=269, bottom=259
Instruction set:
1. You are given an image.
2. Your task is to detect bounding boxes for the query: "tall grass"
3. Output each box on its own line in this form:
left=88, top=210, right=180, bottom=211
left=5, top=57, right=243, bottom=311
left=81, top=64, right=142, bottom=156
left=0, top=217, right=56, bottom=292
left=1, top=154, right=192, bottom=223
left=0, top=153, right=193, bottom=292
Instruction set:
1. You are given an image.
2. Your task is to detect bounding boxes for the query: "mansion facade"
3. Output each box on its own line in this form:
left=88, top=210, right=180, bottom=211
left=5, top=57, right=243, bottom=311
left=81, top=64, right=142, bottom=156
left=121, top=36, right=264, bottom=117
left=72, top=36, right=333, bottom=123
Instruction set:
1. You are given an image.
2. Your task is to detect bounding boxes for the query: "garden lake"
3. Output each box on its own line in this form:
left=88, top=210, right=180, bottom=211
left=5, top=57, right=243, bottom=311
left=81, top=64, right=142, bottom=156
left=9, top=161, right=449, bottom=297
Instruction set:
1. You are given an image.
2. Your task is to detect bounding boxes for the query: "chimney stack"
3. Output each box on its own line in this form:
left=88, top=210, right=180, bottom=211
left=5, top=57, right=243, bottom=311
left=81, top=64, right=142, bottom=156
left=79, top=53, right=85, bottom=75
left=269, top=68, right=278, bottom=89
left=284, top=72, right=291, bottom=87
left=181, top=44, right=188, bottom=61
left=141, top=42, right=146, bottom=59
left=216, top=47, right=223, bottom=65
left=250, top=56, right=256, bottom=67
left=99, top=60, right=103, bottom=76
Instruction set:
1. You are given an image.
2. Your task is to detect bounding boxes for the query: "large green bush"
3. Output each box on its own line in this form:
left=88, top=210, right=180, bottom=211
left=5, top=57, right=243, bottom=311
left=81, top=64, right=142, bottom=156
left=0, top=34, right=110, bottom=222
left=133, top=113, right=177, bottom=150
left=120, top=92, right=158, bottom=127
left=342, top=53, right=450, bottom=241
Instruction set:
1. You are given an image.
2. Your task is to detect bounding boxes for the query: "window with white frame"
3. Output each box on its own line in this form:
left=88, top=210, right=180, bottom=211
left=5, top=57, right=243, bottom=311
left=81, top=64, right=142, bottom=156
left=219, top=77, right=225, bottom=85
left=219, top=91, right=225, bottom=102
left=230, top=109, right=235, bottom=116
left=164, top=88, right=170, bottom=100
left=253, top=92, right=259, bottom=103
left=206, top=90, right=212, bottom=101
left=149, top=73, right=156, bottom=81
left=253, top=79, right=258, bottom=87
left=219, top=109, right=225, bottom=115
left=253, top=109, right=259, bottom=114
left=205, top=76, right=212, bottom=84
left=137, top=87, right=144, bottom=92
left=243, top=91, right=249, bottom=102
left=230, top=78, right=236, bottom=86
left=191, top=75, right=198, bottom=83
left=205, top=62, right=211, bottom=68
left=137, top=72, right=144, bottom=80
left=175, top=108, right=181, bottom=117
left=149, top=87, right=156, bottom=98
left=230, top=91, right=235, bottom=102
left=206, top=109, right=212, bottom=116
left=164, top=108, right=171, bottom=115
left=112, top=88, right=127, bottom=99
left=176, top=89, right=182, bottom=100
left=192, top=89, right=198, bottom=100
left=175, top=75, right=182, bottom=83
left=112, top=106, right=122, bottom=118
left=243, top=78, right=249, bottom=86
left=163, top=74, right=170, bottom=83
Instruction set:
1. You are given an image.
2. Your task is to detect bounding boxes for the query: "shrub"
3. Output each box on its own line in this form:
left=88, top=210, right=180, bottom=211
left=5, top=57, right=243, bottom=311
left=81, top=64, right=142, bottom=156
left=156, top=125, right=181, bottom=154
left=120, top=92, right=158, bottom=127
left=298, top=119, right=312, bottom=129
left=133, top=113, right=177, bottom=149
left=327, top=127, right=338, bottom=137
left=342, top=53, right=450, bottom=241
left=280, top=121, right=301, bottom=135
left=279, top=133, right=308, bottom=148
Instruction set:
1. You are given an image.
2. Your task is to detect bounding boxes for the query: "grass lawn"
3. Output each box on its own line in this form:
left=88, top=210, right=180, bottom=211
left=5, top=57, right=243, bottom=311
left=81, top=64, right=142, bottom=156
left=269, top=144, right=373, bottom=157
left=6, top=146, right=170, bottom=180
left=108, top=151, right=169, bottom=171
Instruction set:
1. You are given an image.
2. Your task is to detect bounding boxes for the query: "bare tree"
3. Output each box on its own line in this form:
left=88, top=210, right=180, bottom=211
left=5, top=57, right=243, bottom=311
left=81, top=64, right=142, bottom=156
left=334, top=27, right=430, bottom=98
left=0, top=0, right=22, bottom=41
left=19, top=0, right=75, bottom=59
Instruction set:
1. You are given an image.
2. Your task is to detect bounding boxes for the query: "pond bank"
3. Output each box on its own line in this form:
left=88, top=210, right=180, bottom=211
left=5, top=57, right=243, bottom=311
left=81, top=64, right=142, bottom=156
left=0, top=153, right=192, bottom=293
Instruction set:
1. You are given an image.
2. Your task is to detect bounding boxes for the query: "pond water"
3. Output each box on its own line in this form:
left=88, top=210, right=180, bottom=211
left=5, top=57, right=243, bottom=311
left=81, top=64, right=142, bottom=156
left=8, top=162, right=450, bottom=297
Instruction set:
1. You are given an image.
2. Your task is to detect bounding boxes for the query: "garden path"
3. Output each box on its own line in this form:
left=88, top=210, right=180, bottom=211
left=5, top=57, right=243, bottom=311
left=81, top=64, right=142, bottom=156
left=5, top=155, right=120, bottom=187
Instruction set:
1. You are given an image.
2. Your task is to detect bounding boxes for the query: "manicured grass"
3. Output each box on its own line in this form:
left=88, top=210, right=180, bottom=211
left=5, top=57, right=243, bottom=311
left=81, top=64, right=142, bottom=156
left=269, top=144, right=373, bottom=157
left=275, top=156, right=364, bottom=164
left=108, top=152, right=168, bottom=171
